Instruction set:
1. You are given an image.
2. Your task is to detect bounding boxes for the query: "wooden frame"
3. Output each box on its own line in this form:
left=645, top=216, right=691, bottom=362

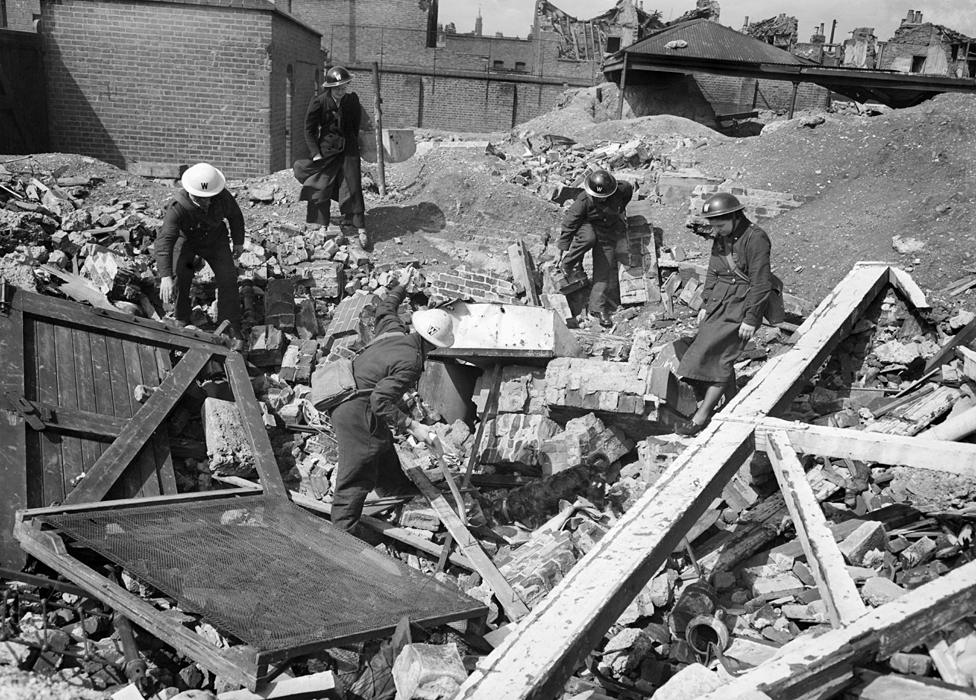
left=457, top=264, right=976, bottom=699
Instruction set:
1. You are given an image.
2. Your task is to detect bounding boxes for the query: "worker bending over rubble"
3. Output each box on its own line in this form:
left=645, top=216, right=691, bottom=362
left=330, top=270, right=455, bottom=538
left=676, top=192, right=780, bottom=436
left=296, top=65, right=372, bottom=250
left=155, top=162, right=244, bottom=335
left=557, top=169, right=633, bottom=328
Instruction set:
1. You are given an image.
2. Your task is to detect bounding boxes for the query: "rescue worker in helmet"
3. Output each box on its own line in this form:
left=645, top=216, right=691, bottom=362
left=556, top=169, right=633, bottom=328
left=329, top=268, right=455, bottom=538
left=155, top=162, right=244, bottom=334
left=296, top=65, right=372, bottom=250
left=675, top=192, right=779, bottom=435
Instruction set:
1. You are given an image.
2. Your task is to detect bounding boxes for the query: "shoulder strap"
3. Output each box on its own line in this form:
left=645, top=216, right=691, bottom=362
left=723, top=252, right=750, bottom=284
left=355, top=330, right=407, bottom=357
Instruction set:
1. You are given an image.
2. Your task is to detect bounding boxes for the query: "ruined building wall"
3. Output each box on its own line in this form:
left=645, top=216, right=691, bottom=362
left=878, top=24, right=955, bottom=74
left=40, top=0, right=318, bottom=177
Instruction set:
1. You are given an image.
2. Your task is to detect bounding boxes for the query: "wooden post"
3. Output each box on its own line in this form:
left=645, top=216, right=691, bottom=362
left=616, top=52, right=629, bottom=120
left=788, top=81, right=799, bottom=119
left=370, top=62, right=386, bottom=197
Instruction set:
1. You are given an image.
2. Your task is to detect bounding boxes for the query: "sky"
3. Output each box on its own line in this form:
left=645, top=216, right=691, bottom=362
left=438, top=0, right=976, bottom=43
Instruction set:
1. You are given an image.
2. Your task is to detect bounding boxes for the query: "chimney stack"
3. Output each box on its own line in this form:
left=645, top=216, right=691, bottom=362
left=916, top=12, right=923, bottom=23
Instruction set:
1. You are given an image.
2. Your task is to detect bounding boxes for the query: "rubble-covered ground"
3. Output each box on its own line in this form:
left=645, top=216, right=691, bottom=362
left=3, top=84, right=976, bottom=700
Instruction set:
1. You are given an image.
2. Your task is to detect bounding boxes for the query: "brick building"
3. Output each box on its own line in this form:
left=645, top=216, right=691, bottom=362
left=877, top=10, right=975, bottom=77
left=38, top=0, right=322, bottom=177
left=287, top=0, right=632, bottom=134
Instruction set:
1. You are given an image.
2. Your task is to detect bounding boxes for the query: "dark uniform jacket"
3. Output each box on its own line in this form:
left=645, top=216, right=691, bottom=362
left=155, top=190, right=244, bottom=278
left=702, top=221, right=773, bottom=329
left=557, top=180, right=634, bottom=249
left=350, top=284, right=424, bottom=433
left=304, top=91, right=363, bottom=161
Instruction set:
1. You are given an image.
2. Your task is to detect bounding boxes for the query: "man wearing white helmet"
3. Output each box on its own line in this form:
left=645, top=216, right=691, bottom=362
left=155, top=162, right=245, bottom=333
left=329, top=269, right=454, bottom=537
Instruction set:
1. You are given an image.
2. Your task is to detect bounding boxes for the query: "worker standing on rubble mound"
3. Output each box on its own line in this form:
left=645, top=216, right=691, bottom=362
left=557, top=169, right=633, bottom=328
left=329, top=269, right=455, bottom=538
left=675, top=192, right=781, bottom=436
left=155, top=162, right=244, bottom=335
left=295, top=65, right=372, bottom=250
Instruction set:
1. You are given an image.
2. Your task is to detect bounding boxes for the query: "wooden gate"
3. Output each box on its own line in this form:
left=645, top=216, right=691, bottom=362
left=0, top=29, right=48, bottom=154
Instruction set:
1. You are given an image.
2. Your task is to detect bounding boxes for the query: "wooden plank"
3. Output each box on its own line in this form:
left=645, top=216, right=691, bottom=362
left=70, top=327, right=102, bottom=474
left=15, top=520, right=258, bottom=690
left=153, top=350, right=179, bottom=495
left=925, top=314, right=976, bottom=373
left=217, top=671, right=340, bottom=700
left=53, top=323, right=85, bottom=496
left=508, top=241, right=540, bottom=306
left=34, top=319, right=65, bottom=505
left=224, top=354, right=288, bottom=500
left=889, top=267, right=931, bottom=310
left=21, top=487, right=260, bottom=518
left=397, top=445, right=530, bottom=621
left=0, top=302, right=28, bottom=569
left=62, top=349, right=211, bottom=505
left=725, top=263, right=891, bottom=418
left=136, top=341, right=173, bottom=496
left=766, top=431, right=866, bottom=627
left=88, top=333, right=113, bottom=463
left=15, top=289, right=229, bottom=355
left=695, top=556, right=976, bottom=699
left=745, top=417, right=976, bottom=476
left=456, top=264, right=893, bottom=700
left=114, top=338, right=156, bottom=499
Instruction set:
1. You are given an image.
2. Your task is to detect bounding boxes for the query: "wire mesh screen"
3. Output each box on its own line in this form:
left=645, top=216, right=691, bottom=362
left=38, top=495, right=484, bottom=652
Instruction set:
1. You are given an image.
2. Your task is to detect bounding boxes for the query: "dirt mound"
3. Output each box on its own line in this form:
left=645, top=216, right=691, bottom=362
left=515, top=83, right=723, bottom=145
left=678, top=92, right=976, bottom=301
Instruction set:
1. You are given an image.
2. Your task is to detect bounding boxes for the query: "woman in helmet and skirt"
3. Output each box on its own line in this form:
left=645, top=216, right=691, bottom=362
left=675, top=192, right=779, bottom=436
left=296, top=65, right=372, bottom=249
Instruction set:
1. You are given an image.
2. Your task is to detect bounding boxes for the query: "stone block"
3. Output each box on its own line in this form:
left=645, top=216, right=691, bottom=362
left=247, top=325, right=286, bottom=367
left=545, top=357, right=645, bottom=416
left=750, top=572, right=803, bottom=599
left=474, top=365, right=547, bottom=415
left=295, top=298, right=319, bottom=340
left=497, top=529, right=577, bottom=608
left=861, top=576, right=905, bottom=606
left=598, top=627, right=653, bottom=678
left=651, top=663, right=723, bottom=700
left=392, top=643, right=467, bottom=700
left=888, top=652, right=932, bottom=676
left=838, top=521, right=888, bottom=566
left=202, top=398, right=256, bottom=477
left=398, top=503, right=441, bottom=532
left=264, top=277, right=297, bottom=331
left=324, top=292, right=376, bottom=343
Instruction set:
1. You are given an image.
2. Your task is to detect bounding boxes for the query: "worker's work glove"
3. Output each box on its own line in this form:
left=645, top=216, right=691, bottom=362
left=160, top=276, right=174, bottom=305
left=738, top=322, right=757, bottom=341
left=395, top=267, right=415, bottom=288
left=312, top=154, right=323, bottom=161
left=697, top=308, right=707, bottom=325
left=406, top=419, right=434, bottom=445
left=232, top=244, right=244, bottom=257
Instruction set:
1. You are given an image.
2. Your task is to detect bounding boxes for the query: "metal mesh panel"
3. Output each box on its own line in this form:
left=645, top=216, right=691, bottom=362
left=38, top=495, right=483, bottom=652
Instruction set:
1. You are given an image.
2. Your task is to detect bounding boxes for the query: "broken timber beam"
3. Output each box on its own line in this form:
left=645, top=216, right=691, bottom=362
left=697, top=556, right=976, bottom=699
left=455, top=263, right=893, bottom=700
left=745, top=417, right=976, bottom=477
left=224, top=354, right=288, bottom=500
left=397, top=445, right=530, bottom=621
left=62, top=348, right=212, bottom=504
left=889, top=266, right=931, bottom=310
left=767, top=431, right=866, bottom=627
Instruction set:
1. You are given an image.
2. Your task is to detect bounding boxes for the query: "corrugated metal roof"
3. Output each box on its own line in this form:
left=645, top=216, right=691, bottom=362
left=625, top=18, right=806, bottom=66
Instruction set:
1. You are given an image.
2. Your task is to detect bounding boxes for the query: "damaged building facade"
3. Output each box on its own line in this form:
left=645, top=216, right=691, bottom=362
left=878, top=10, right=976, bottom=77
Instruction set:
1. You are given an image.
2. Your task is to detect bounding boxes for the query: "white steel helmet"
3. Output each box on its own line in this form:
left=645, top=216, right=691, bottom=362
left=411, top=308, right=454, bottom=348
left=181, top=163, right=226, bottom=197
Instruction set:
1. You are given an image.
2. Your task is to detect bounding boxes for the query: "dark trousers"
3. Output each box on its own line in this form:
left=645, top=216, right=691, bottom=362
left=562, top=223, right=623, bottom=314
left=305, top=201, right=366, bottom=229
left=172, top=235, right=241, bottom=330
left=330, top=397, right=413, bottom=536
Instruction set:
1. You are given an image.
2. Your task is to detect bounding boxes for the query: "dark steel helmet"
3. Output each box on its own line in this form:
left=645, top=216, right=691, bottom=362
left=323, top=66, right=353, bottom=88
left=701, top=192, right=745, bottom=218
left=584, top=169, right=617, bottom=198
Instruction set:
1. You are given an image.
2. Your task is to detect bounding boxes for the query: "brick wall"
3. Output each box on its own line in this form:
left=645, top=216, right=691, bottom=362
left=694, top=74, right=830, bottom=113
left=426, top=267, right=519, bottom=304
left=4, top=0, right=38, bottom=30
left=40, top=0, right=319, bottom=177
left=268, top=13, right=322, bottom=170
left=351, top=69, right=569, bottom=132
